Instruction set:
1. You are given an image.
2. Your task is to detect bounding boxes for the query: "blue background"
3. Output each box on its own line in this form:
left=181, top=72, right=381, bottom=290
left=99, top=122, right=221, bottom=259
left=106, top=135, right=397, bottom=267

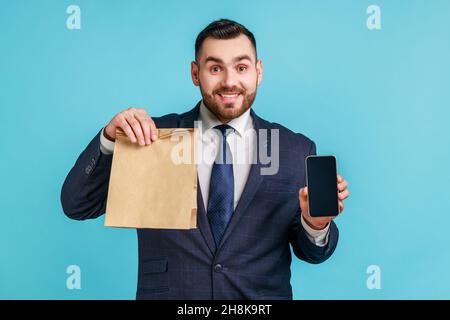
left=1, top=0, right=449, bottom=299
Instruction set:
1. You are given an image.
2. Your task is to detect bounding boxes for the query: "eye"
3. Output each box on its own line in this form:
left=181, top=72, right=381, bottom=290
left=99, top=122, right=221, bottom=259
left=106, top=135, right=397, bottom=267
left=237, top=65, right=248, bottom=73
left=210, top=66, right=222, bottom=73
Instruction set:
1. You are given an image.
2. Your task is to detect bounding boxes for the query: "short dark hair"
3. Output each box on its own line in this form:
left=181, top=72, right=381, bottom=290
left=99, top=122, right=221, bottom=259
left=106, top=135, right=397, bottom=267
left=195, top=19, right=257, bottom=62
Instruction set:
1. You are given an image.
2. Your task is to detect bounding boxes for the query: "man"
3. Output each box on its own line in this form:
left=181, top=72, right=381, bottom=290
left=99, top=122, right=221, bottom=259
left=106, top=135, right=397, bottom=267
left=61, top=19, right=350, bottom=300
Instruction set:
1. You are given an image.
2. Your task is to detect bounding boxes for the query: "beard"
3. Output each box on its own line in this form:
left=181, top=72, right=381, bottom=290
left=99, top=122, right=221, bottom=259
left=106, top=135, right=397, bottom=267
left=199, top=82, right=257, bottom=123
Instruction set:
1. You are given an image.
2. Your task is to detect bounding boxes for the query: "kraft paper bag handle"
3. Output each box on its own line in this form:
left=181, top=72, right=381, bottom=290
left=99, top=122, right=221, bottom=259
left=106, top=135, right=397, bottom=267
left=116, top=128, right=194, bottom=140
left=157, top=128, right=194, bottom=140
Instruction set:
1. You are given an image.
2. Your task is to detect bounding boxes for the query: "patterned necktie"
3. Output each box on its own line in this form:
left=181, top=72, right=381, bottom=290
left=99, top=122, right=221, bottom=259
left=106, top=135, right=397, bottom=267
left=207, top=124, right=235, bottom=247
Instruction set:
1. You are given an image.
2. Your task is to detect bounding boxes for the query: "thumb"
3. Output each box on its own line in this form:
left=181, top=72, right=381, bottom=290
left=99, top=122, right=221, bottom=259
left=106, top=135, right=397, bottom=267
left=299, top=186, right=308, bottom=199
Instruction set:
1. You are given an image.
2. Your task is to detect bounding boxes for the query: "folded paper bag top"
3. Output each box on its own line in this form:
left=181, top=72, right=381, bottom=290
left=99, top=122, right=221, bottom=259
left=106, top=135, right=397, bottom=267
left=104, top=128, right=197, bottom=229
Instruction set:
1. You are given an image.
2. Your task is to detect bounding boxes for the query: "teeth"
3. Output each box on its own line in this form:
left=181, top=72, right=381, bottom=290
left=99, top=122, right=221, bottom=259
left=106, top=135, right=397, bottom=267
left=220, top=94, right=238, bottom=98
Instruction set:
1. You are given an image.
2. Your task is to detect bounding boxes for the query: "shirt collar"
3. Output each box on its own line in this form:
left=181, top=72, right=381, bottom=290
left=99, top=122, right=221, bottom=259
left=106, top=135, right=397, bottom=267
left=198, top=100, right=252, bottom=137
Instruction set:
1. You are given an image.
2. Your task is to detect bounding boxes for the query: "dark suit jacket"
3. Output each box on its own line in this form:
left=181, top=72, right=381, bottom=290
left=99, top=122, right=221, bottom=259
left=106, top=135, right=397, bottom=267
left=61, top=101, right=339, bottom=300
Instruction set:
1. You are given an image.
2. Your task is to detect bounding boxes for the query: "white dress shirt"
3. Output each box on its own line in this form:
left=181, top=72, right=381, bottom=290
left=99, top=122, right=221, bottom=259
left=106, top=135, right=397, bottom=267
left=99, top=101, right=330, bottom=246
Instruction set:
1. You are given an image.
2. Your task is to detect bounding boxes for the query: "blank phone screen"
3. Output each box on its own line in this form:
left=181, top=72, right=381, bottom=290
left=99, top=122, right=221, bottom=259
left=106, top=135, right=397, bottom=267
left=306, top=156, right=339, bottom=217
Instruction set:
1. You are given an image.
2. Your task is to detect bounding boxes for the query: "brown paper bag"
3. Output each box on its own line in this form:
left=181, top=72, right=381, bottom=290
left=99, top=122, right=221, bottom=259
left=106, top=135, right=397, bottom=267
left=104, top=127, right=197, bottom=229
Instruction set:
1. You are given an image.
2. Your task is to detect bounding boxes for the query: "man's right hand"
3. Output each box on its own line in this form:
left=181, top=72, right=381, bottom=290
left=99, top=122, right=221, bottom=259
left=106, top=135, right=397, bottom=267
left=104, top=107, right=158, bottom=146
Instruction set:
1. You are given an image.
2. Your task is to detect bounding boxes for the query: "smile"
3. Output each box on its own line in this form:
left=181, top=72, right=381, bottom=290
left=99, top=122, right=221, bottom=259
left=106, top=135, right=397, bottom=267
left=217, top=93, right=241, bottom=103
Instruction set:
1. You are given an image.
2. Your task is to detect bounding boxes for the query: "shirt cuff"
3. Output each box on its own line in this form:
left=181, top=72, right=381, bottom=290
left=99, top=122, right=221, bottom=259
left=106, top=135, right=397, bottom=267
left=300, top=214, right=330, bottom=247
left=99, top=128, right=115, bottom=154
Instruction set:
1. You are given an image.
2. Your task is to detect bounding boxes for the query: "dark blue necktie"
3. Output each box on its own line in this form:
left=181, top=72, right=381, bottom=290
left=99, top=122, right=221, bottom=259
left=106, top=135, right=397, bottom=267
left=207, top=124, right=235, bottom=247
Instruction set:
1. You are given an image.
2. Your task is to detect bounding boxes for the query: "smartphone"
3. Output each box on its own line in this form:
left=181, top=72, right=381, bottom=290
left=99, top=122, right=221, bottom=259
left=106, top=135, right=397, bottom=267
left=305, top=155, right=339, bottom=217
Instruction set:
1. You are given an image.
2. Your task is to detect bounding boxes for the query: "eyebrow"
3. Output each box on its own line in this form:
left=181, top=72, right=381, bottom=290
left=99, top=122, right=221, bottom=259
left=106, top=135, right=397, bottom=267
left=204, top=54, right=253, bottom=64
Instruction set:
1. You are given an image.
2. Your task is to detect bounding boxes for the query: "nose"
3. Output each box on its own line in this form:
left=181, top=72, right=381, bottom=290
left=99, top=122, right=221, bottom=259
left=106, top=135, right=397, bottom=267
left=222, top=67, right=239, bottom=88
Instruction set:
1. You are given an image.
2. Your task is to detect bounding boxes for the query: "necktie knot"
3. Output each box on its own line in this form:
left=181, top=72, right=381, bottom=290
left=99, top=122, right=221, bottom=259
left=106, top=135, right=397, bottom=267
left=213, top=124, right=234, bottom=138
left=213, top=124, right=233, bottom=165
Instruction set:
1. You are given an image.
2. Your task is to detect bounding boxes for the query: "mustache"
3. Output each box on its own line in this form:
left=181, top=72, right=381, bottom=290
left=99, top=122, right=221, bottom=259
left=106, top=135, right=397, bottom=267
left=213, top=86, right=245, bottom=95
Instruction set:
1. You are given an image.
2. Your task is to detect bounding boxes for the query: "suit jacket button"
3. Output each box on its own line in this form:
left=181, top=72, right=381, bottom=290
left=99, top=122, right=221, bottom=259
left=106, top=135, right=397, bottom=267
left=214, top=264, right=222, bottom=272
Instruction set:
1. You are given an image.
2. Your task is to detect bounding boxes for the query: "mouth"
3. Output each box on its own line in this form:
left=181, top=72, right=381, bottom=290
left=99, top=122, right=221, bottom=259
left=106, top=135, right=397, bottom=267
left=216, top=93, right=242, bottom=104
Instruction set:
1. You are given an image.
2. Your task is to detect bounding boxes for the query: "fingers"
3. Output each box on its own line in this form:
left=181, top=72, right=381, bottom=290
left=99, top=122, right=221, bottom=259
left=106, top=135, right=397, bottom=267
left=116, top=113, right=137, bottom=143
left=299, top=186, right=308, bottom=199
left=338, top=189, right=349, bottom=200
left=116, top=108, right=158, bottom=146
left=124, top=112, right=146, bottom=146
left=298, top=187, right=310, bottom=219
left=338, top=181, right=348, bottom=192
left=298, top=187, right=308, bottom=207
left=150, top=119, right=158, bottom=141
left=337, top=175, right=349, bottom=213
left=140, top=117, right=152, bottom=145
left=134, top=111, right=151, bottom=145
left=337, top=175, right=348, bottom=214
left=135, top=108, right=158, bottom=143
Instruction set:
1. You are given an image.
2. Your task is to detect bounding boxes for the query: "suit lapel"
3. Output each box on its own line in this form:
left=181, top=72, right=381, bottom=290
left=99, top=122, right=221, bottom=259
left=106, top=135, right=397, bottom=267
left=196, top=180, right=217, bottom=255
left=179, top=101, right=217, bottom=256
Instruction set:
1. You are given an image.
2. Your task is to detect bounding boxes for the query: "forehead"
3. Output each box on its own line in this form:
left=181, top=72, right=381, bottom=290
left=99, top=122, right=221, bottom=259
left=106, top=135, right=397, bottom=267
left=199, top=34, right=256, bottom=64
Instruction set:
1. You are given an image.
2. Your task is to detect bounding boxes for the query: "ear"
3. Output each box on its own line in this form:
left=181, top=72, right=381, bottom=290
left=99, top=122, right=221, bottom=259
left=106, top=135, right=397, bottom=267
left=256, top=59, right=263, bottom=86
left=191, top=61, right=200, bottom=86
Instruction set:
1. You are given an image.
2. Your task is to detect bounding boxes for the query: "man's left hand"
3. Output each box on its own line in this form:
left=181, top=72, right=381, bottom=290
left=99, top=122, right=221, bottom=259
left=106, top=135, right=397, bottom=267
left=299, top=174, right=350, bottom=230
